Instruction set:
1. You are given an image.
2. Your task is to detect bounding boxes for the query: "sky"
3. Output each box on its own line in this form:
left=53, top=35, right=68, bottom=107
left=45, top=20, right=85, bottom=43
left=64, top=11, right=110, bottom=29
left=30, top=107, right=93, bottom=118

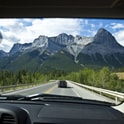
left=0, top=18, right=124, bottom=52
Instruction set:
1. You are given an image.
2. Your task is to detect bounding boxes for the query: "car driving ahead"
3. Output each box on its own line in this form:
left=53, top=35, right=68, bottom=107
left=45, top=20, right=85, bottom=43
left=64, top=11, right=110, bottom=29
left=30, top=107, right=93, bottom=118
left=58, top=80, right=67, bottom=88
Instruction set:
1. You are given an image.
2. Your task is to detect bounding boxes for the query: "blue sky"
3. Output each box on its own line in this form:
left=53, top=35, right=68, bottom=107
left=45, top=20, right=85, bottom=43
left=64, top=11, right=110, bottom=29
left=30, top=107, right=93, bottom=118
left=0, top=18, right=124, bottom=52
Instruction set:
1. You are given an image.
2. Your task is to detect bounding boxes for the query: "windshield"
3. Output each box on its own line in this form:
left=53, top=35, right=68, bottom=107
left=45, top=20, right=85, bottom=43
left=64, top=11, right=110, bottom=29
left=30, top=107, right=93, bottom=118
left=0, top=18, right=124, bottom=105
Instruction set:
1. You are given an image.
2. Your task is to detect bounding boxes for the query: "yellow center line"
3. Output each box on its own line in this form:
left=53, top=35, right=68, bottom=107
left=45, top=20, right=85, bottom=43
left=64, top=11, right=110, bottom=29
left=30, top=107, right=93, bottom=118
left=44, top=85, right=57, bottom=94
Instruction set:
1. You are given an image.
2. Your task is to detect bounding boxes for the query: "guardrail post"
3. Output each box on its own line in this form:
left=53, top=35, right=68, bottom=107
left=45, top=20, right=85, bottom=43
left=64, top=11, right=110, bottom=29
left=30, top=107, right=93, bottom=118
left=115, top=97, right=118, bottom=104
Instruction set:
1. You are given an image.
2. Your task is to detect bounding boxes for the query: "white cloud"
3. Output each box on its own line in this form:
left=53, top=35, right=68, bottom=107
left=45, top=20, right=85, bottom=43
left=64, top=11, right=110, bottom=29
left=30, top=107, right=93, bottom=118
left=30, top=18, right=82, bottom=36
left=114, top=30, right=124, bottom=46
left=84, top=20, right=88, bottom=25
left=111, top=23, right=124, bottom=29
left=0, top=39, right=13, bottom=52
left=90, top=24, right=95, bottom=28
left=99, top=22, right=103, bottom=28
left=0, top=19, right=17, bottom=27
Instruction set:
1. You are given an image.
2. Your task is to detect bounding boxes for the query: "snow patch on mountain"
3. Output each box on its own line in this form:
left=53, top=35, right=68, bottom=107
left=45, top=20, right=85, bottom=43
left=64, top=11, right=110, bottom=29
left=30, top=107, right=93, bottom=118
left=10, top=35, right=48, bottom=55
left=75, top=35, right=93, bottom=45
left=32, top=35, right=48, bottom=54
left=66, top=36, right=93, bottom=63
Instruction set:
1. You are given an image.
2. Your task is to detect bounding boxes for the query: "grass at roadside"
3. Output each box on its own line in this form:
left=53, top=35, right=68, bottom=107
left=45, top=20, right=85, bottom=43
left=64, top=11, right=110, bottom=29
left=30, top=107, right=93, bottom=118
left=116, top=72, right=124, bottom=80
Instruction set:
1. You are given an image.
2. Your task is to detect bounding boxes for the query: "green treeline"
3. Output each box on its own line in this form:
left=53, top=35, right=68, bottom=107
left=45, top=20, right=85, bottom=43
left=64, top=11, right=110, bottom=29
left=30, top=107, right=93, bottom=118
left=65, top=67, right=124, bottom=92
left=0, top=70, right=48, bottom=86
left=0, top=67, right=124, bottom=93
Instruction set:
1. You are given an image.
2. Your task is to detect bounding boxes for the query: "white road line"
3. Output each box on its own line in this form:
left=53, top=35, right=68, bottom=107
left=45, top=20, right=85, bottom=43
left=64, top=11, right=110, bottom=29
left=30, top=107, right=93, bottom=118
left=71, top=88, right=81, bottom=97
left=67, top=81, right=81, bottom=97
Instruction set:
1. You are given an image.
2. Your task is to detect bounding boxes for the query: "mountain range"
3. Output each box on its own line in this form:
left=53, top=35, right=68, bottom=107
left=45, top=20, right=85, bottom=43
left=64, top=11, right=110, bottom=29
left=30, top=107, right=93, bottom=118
left=0, top=28, right=124, bottom=72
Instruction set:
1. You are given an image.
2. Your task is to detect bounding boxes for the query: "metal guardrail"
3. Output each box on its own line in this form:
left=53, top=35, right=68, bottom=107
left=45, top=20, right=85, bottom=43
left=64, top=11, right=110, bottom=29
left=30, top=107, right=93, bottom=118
left=71, top=81, right=124, bottom=104
left=0, top=84, right=34, bottom=93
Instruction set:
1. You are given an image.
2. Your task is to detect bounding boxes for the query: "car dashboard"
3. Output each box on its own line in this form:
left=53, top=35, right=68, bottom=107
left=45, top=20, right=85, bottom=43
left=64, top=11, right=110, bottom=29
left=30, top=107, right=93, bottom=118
left=0, top=100, right=124, bottom=124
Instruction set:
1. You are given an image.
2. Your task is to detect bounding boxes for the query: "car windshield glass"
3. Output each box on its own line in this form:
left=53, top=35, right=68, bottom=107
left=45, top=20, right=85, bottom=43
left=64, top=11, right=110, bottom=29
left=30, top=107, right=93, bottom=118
left=0, top=18, right=124, bottom=105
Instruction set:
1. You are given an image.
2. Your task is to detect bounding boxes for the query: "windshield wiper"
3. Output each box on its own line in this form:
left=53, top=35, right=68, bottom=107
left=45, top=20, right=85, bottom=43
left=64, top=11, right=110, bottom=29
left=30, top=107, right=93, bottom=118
left=19, top=93, right=115, bottom=106
left=0, top=94, right=82, bottom=101
left=0, top=94, right=26, bottom=100
left=20, top=93, right=83, bottom=101
left=0, top=94, right=115, bottom=106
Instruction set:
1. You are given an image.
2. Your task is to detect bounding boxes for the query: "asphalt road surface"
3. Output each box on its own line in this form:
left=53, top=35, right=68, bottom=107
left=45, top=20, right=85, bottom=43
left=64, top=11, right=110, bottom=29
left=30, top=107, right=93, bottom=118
left=4, top=80, right=114, bottom=103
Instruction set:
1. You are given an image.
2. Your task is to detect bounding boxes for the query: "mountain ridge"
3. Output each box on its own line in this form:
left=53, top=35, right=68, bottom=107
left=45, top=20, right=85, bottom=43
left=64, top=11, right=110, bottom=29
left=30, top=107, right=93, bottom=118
left=0, top=28, right=124, bottom=72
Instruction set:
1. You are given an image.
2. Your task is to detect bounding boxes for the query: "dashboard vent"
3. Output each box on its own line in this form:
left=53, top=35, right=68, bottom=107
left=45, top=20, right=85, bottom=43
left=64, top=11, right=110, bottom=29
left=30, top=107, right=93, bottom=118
left=1, top=113, right=16, bottom=124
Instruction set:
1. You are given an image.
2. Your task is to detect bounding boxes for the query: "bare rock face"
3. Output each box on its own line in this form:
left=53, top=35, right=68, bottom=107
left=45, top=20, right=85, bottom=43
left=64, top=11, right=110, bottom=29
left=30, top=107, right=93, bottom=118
left=93, top=28, right=122, bottom=48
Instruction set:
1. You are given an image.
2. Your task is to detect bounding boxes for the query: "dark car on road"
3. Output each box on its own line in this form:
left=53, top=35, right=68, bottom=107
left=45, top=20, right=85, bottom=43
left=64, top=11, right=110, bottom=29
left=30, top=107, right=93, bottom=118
left=58, top=80, right=67, bottom=88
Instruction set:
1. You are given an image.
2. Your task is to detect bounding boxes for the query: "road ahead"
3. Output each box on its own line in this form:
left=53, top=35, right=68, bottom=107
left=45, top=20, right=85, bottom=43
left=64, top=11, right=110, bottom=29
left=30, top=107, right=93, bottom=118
left=3, top=80, right=124, bottom=113
left=4, top=80, right=114, bottom=103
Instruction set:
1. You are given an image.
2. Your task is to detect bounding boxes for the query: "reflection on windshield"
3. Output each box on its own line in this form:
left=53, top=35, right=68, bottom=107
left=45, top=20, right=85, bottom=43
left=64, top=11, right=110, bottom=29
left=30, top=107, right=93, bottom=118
left=0, top=18, right=124, bottom=105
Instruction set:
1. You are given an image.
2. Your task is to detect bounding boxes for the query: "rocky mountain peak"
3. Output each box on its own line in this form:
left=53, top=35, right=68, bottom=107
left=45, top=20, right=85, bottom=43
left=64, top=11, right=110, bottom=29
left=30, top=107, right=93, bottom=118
left=58, top=33, right=69, bottom=37
left=55, top=33, right=74, bottom=45
left=0, top=50, right=8, bottom=59
left=96, top=28, right=108, bottom=34
left=75, top=35, right=82, bottom=41
left=9, top=42, right=32, bottom=55
left=93, top=28, right=121, bottom=48
left=9, top=43, right=23, bottom=55
left=32, top=35, right=48, bottom=48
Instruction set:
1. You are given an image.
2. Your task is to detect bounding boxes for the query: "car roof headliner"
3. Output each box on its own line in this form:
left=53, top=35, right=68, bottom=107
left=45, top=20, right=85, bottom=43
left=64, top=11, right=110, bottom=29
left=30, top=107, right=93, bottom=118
left=0, top=0, right=124, bottom=18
